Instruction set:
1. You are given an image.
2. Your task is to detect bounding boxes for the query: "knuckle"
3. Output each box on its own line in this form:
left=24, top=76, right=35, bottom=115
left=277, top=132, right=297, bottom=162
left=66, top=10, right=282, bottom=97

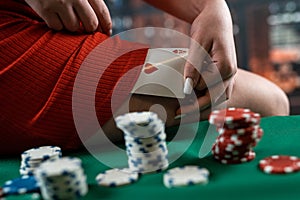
left=219, top=59, right=237, bottom=79
left=73, top=0, right=84, bottom=7
left=85, top=20, right=98, bottom=32
left=105, top=21, right=112, bottom=30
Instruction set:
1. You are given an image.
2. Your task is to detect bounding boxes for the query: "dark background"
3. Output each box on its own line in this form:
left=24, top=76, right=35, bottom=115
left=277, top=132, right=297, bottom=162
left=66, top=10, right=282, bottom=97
left=106, top=0, right=300, bottom=115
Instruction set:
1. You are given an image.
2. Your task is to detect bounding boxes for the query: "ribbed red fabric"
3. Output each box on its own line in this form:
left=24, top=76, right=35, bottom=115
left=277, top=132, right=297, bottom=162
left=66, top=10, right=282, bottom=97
left=0, top=0, right=148, bottom=155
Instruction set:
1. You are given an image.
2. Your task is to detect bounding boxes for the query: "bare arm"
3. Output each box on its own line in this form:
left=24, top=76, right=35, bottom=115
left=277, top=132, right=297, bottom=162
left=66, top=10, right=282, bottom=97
left=144, top=0, right=237, bottom=115
left=143, top=0, right=204, bottom=23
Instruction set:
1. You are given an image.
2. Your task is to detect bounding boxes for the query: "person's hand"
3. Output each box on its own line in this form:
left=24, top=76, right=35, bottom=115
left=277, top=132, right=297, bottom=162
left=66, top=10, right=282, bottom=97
left=177, top=0, right=237, bottom=116
left=25, top=0, right=112, bottom=34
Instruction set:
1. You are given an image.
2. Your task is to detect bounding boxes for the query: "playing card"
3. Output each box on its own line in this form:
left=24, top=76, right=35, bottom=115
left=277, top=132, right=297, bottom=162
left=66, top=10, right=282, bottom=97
left=131, top=48, right=189, bottom=98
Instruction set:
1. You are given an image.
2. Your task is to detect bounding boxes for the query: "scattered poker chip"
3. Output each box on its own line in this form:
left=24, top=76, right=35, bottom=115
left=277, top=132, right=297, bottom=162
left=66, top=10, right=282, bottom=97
left=163, top=166, right=209, bottom=188
left=2, top=175, right=39, bottom=196
left=96, top=168, right=139, bottom=187
left=259, top=155, right=300, bottom=174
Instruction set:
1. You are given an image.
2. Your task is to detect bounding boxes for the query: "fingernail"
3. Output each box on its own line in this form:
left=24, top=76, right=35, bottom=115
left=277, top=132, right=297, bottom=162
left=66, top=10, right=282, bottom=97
left=183, top=77, right=193, bottom=94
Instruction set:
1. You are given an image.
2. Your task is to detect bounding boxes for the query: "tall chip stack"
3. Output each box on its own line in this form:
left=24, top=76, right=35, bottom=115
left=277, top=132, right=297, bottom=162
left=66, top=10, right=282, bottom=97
left=116, top=112, right=169, bottom=174
left=209, top=107, right=264, bottom=164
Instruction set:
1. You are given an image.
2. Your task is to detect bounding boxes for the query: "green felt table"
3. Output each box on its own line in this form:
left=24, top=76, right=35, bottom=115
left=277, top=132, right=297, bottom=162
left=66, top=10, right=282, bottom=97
left=1, top=116, right=300, bottom=200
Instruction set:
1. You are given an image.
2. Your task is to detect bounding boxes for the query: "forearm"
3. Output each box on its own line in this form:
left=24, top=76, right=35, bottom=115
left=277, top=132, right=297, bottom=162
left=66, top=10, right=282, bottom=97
left=143, top=0, right=228, bottom=24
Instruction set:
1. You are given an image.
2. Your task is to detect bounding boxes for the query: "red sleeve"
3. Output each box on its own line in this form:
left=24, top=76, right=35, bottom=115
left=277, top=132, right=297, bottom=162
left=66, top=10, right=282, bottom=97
left=0, top=1, right=148, bottom=154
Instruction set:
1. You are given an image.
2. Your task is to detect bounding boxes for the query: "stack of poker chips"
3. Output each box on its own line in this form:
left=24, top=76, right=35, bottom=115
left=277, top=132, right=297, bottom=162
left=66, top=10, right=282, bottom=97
left=34, top=157, right=88, bottom=200
left=20, top=146, right=62, bottom=176
left=115, top=112, right=169, bottom=174
left=209, top=107, right=263, bottom=164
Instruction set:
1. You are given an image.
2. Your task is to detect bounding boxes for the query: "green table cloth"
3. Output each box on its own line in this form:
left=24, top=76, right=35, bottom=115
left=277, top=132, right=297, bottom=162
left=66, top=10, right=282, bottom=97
left=1, top=116, right=300, bottom=200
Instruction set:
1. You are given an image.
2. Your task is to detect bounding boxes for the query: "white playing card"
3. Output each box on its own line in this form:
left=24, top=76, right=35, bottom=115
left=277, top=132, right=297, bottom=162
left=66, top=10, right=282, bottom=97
left=131, top=48, right=189, bottom=99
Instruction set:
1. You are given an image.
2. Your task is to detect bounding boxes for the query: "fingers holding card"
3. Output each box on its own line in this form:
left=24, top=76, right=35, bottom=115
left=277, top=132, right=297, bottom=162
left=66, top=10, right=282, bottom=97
left=131, top=48, right=188, bottom=99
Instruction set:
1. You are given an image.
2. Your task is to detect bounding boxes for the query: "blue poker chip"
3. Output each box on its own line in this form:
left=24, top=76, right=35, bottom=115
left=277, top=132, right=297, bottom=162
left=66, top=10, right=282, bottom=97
left=2, top=175, right=40, bottom=195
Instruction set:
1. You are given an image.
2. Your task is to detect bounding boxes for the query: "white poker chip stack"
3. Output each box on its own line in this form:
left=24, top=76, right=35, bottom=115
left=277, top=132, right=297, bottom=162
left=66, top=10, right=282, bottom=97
left=20, top=146, right=62, bottom=176
left=116, top=112, right=169, bottom=174
left=34, top=157, right=88, bottom=200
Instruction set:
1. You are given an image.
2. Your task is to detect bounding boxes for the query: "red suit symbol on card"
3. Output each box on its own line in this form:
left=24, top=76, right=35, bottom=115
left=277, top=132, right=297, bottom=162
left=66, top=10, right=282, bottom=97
left=173, top=49, right=187, bottom=55
left=144, top=63, right=158, bottom=74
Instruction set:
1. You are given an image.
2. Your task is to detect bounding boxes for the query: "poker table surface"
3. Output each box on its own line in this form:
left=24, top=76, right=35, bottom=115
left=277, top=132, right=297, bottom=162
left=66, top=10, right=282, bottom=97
left=1, top=115, right=300, bottom=200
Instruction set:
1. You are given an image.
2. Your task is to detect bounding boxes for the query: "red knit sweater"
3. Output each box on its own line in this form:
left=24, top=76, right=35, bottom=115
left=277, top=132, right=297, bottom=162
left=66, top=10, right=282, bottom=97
left=0, top=0, right=148, bottom=155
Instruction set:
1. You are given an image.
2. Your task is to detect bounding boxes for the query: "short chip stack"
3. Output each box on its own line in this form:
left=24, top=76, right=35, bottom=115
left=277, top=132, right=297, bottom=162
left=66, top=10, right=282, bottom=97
left=209, top=107, right=263, bottom=164
left=115, top=112, right=169, bottom=174
left=20, top=146, right=62, bottom=176
left=34, top=157, right=88, bottom=200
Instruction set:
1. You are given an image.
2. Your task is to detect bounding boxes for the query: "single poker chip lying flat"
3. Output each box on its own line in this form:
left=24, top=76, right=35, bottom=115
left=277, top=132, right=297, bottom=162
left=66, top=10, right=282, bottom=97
left=259, top=155, right=300, bottom=174
left=96, top=168, right=139, bottom=187
left=163, top=166, right=209, bottom=188
left=2, top=175, right=40, bottom=195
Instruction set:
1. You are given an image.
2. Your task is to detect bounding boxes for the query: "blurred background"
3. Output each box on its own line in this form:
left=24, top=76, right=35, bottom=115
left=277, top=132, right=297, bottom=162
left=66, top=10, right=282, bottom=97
left=106, top=0, right=300, bottom=115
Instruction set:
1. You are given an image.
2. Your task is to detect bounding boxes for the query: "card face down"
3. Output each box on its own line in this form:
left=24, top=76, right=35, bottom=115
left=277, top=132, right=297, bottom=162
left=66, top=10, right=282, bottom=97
left=131, top=48, right=189, bottom=99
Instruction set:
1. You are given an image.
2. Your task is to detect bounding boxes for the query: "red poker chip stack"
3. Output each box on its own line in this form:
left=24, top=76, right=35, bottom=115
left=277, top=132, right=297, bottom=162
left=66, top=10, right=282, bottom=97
left=209, top=107, right=263, bottom=164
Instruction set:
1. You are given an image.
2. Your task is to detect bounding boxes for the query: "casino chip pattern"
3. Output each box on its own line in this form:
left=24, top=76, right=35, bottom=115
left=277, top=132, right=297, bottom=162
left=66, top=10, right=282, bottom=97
left=163, top=166, right=209, bottom=188
left=96, top=168, right=139, bottom=187
left=116, top=112, right=169, bottom=174
left=34, top=157, right=88, bottom=199
left=259, top=155, right=300, bottom=174
left=2, top=175, right=39, bottom=196
left=20, top=146, right=62, bottom=176
left=209, top=108, right=263, bottom=164
left=3, top=110, right=300, bottom=199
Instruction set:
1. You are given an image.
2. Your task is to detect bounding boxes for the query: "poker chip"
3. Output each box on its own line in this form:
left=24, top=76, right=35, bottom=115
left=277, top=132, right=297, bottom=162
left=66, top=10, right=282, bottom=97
left=163, top=166, right=209, bottom=188
left=2, top=175, right=39, bottom=196
left=259, top=155, right=300, bottom=174
left=218, top=151, right=256, bottom=164
left=115, top=112, right=164, bottom=138
left=209, top=108, right=263, bottom=164
left=217, top=125, right=260, bottom=136
left=96, top=168, right=139, bottom=187
left=20, top=146, right=62, bottom=176
left=34, top=157, right=88, bottom=200
left=116, top=111, right=169, bottom=174
left=209, top=107, right=260, bottom=128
